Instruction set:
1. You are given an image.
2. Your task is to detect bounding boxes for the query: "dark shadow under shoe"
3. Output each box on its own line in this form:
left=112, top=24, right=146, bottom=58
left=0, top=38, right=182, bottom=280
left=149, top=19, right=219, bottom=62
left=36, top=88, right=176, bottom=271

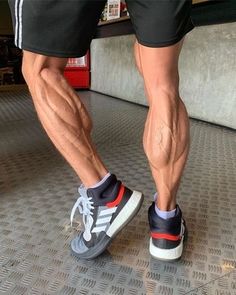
left=70, top=174, right=144, bottom=260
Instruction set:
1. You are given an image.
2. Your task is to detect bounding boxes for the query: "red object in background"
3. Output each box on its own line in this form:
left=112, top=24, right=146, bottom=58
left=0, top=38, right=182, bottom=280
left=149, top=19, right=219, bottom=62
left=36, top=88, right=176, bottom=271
left=64, top=51, right=90, bottom=89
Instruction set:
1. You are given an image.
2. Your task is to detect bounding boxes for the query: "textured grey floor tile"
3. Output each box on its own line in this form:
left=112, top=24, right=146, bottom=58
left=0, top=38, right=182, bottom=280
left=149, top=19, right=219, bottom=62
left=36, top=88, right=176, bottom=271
left=187, top=270, right=236, bottom=295
left=0, top=88, right=235, bottom=295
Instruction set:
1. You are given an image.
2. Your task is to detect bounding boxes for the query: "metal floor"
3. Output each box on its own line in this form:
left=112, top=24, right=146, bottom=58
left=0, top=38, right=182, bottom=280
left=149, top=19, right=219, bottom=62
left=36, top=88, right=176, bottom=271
left=0, top=88, right=235, bottom=295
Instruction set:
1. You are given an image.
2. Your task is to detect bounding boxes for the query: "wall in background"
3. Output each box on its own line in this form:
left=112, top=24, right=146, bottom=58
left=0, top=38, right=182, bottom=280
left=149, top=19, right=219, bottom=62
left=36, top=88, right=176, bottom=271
left=90, top=22, right=236, bottom=129
left=0, top=0, right=13, bottom=35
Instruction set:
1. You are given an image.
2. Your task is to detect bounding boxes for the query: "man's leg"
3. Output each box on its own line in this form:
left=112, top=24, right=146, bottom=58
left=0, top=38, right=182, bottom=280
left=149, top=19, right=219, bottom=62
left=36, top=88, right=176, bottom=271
left=134, top=39, right=190, bottom=260
left=22, top=50, right=108, bottom=187
left=134, top=39, right=190, bottom=210
left=22, top=50, right=144, bottom=259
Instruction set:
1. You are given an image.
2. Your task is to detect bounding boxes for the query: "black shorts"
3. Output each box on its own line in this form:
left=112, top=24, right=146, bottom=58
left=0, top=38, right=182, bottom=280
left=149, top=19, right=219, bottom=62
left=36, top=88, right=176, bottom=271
left=8, top=0, right=194, bottom=58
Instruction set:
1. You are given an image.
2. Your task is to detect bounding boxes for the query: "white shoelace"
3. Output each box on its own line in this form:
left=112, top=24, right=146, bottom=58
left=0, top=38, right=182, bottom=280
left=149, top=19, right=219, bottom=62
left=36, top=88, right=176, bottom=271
left=70, top=185, right=95, bottom=241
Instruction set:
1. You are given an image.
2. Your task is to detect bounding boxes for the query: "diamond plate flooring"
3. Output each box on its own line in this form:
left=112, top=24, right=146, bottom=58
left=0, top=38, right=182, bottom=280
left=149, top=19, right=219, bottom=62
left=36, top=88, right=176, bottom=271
left=0, top=88, right=235, bottom=295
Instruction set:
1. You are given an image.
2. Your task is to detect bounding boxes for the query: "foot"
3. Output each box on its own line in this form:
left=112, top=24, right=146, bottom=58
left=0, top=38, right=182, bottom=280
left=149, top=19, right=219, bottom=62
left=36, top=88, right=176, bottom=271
left=148, top=202, right=187, bottom=261
left=70, top=174, right=144, bottom=259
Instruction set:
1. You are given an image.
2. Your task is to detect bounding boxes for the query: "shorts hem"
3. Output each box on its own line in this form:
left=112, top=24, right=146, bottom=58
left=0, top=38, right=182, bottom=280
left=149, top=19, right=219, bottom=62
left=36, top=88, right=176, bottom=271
left=20, top=44, right=87, bottom=58
left=136, top=25, right=194, bottom=48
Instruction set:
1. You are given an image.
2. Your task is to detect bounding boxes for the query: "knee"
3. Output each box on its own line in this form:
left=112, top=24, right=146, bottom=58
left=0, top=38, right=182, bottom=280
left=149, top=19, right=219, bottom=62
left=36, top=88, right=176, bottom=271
left=23, top=63, right=64, bottom=95
left=144, top=71, right=180, bottom=99
left=21, top=60, right=31, bottom=85
left=22, top=60, right=44, bottom=89
left=21, top=61, right=42, bottom=94
left=34, top=67, right=66, bottom=92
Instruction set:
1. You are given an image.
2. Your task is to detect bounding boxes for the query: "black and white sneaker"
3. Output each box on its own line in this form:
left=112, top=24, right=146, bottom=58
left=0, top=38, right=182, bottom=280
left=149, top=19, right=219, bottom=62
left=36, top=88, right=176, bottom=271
left=70, top=174, right=144, bottom=259
left=148, top=202, right=187, bottom=261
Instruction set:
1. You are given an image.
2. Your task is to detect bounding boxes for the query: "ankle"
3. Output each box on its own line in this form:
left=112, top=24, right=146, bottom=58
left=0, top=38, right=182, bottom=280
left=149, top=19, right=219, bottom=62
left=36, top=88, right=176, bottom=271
left=156, top=203, right=176, bottom=211
left=155, top=196, right=176, bottom=211
left=155, top=204, right=176, bottom=219
left=86, top=172, right=111, bottom=189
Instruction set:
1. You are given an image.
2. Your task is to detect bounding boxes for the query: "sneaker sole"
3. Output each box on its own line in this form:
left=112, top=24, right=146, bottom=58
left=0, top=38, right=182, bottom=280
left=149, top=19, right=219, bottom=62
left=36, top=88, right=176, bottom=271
left=149, top=226, right=188, bottom=262
left=149, top=236, right=184, bottom=261
left=71, top=190, right=144, bottom=260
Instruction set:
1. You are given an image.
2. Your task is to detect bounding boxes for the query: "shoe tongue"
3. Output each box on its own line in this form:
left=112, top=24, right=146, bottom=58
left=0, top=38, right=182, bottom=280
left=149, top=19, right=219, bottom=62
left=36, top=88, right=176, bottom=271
left=87, top=174, right=120, bottom=204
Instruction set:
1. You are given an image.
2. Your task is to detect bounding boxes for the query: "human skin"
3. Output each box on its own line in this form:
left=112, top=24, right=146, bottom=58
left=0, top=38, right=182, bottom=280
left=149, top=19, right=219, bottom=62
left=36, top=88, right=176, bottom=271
left=22, top=38, right=190, bottom=211
left=134, top=39, right=190, bottom=211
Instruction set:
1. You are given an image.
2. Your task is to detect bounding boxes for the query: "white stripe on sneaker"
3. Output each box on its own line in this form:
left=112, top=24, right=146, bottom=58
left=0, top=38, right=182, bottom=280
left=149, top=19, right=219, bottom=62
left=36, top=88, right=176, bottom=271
left=91, top=207, right=117, bottom=231
left=106, top=191, right=143, bottom=238
left=91, top=225, right=107, bottom=233
left=99, top=207, right=117, bottom=216
left=95, top=215, right=112, bottom=225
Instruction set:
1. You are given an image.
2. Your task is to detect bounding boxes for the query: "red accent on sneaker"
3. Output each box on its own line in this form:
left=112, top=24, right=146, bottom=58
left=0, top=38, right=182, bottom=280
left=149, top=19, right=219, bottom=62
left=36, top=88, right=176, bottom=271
left=106, top=184, right=125, bottom=208
left=151, top=232, right=181, bottom=241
